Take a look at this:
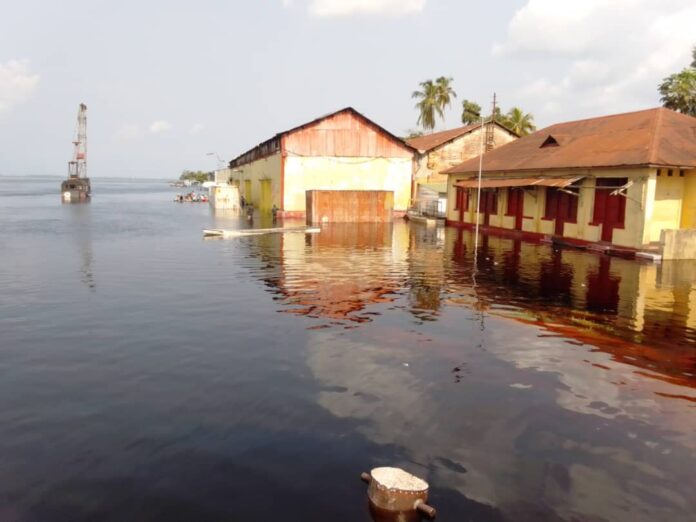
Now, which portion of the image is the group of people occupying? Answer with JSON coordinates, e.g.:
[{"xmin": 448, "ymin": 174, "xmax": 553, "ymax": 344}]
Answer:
[{"xmin": 175, "ymin": 192, "xmax": 208, "ymax": 203}]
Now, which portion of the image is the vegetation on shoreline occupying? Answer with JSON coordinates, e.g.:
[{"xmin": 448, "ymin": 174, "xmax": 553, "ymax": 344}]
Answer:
[{"xmin": 179, "ymin": 170, "xmax": 209, "ymax": 183}]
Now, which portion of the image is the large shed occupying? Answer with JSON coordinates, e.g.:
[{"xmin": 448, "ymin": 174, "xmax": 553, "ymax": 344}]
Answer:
[{"xmin": 228, "ymin": 108, "xmax": 416, "ymax": 219}]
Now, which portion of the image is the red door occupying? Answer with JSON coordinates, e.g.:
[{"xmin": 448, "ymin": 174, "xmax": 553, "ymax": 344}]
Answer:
[
  {"xmin": 455, "ymin": 187, "xmax": 469, "ymax": 223},
  {"xmin": 481, "ymin": 190, "xmax": 497, "ymax": 226},
  {"xmin": 507, "ymin": 188, "xmax": 524, "ymax": 230},
  {"xmin": 545, "ymin": 188, "xmax": 579, "ymax": 236},
  {"xmin": 593, "ymin": 179, "xmax": 627, "ymax": 243}
]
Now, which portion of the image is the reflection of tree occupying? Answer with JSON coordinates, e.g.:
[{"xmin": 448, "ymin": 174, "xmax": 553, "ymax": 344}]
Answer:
[{"xmin": 406, "ymin": 225, "xmax": 445, "ymax": 321}]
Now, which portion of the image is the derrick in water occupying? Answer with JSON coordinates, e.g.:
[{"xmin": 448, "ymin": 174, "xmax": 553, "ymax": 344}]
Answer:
[{"xmin": 61, "ymin": 103, "xmax": 91, "ymax": 202}]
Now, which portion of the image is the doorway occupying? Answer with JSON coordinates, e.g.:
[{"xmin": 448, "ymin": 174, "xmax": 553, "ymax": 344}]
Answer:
[
  {"xmin": 455, "ymin": 187, "xmax": 469, "ymax": 223},
  {"xmin": 545, "ymin": 187, "xmax": 579, "ymax": 236},
  {"xmin": 592, "ymin": 178, "xmax": 627, "ymax": 243},
  {"xmin": 506, "ymin": 188, "xmax": 524, "ymax": 230},
  {"xmin": 480, "ymin": 189, "xmax": 498, "ymax": 226},
  {"xmin": 259, "ymin": 179, "xmax": 272, "ymax": 211}
]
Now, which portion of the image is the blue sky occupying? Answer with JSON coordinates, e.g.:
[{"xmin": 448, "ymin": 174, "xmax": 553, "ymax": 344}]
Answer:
[{"xmin": 1, "ymin": 0, "xmax": 694, "ymax": 178}]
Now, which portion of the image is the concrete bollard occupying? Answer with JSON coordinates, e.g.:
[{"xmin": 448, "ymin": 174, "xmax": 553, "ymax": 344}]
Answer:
[{"xmin": 361, "ymin": 467, "xmax": 437, "ymax": 519}]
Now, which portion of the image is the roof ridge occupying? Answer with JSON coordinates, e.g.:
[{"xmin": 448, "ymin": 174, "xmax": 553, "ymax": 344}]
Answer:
[
  {"xmin": 540, "ymin": 107, "xmax": 663, "ymax": 131},
  {"xmin": 647, "ymin": 107, "xmax": 664, "ymax": 165}
]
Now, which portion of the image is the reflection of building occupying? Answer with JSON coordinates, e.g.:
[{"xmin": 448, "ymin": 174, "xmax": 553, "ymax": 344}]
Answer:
[
  {"xmin": 228, "ymin": 108, "xmax": 415, "ymax": 217},
  {"xmin": 251, "ymin": 223, "xmax": 410, "ymax": 324},
  {"xmin": 445, "ymin": 108, "xmax": 696, "ymax": 256},
  {"xmin": 444, "ymin": 229, "xmax": 696, "ymax": 388},
  {"xmin": 406, "ymin": 122, "xmax": 516, "ymax": 216}
]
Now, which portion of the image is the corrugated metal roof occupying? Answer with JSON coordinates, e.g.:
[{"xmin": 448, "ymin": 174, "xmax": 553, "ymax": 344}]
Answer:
[
  {"xmin": 406, "ymin": 121, "xmax": 515, "ymax": 153},
  {"xmin": 454, "ymin": 176, "xmax": 583, "ymax": 188},
  {"xmin": 445, "ymin": 108, "xmax": 696, "ymax": 175},
  {"xmin": 228, "ymin": 107, "xmax": 416, "ymax": 168}
]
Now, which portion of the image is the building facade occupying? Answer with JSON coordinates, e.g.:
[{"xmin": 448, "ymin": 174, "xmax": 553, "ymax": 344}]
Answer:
[
  {"xmin": 406, "ymin": 122, "xmax": 517, "ymax": 216},
  {"xmin": 228, "ymin": 108, "xmax": 416, "ymax": 218},
  {"xmin": 444, "ymin": 108, "xmax": 696, "ymax": 256}
]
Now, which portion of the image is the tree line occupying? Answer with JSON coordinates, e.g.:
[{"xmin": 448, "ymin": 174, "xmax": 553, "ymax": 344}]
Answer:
[
  {"xmin": 411, "ymin": 77, "xmax": 536, "ymax": 136},
  {"xmin": 179, "ymin": 170, "xmax": 209, "ymax": 183},
  {"xmin": 411, "ymin": 47, "xmax": 696, "ymax": 140}
]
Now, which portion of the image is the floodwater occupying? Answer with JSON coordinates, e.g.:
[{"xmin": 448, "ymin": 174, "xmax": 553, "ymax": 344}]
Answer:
[{"xmin": 0, "ymin": 176, "xmax": 694, "ymax": 522}]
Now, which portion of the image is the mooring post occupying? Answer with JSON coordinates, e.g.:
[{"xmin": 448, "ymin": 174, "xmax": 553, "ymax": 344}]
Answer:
[{"xmin": 361, "ymin": 467, "xmax": 437, "ymax": 519}]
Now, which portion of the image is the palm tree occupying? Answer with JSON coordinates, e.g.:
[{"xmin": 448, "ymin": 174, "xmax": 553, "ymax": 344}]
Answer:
[
  {"xmin": 434, "ymin": 76, "xmax": 457, "ymax": 120},
  {"xmin": 504, "ymin": 107, "xmax": 536, "ymax": 135},
  {"xmin": 659, "ymin": 69, "xmax": 696, "ymax": 116},
  {"xmin": 412, "ymin": 80, "xmax": 439, "ymax": 132}
]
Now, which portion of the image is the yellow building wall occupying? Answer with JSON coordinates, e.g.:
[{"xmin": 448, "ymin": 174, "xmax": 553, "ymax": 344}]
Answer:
[
  {"xmin": 228, "ymin": 152, "xmax": 282, "ymax": 210},
  {"xmin": 446, "ymin": 168, "xmax": 655, "ymax": 248},
  {"xmin": 646, "ymin": 171, "xmax": 684, "ymax": 242},
  {"xmin": 680, "ymin": 169, "xmax": 696, "ymax": 228},
  {"xmin": 283, "ymin": 156, "xmax": 412, "ymax": 212}
]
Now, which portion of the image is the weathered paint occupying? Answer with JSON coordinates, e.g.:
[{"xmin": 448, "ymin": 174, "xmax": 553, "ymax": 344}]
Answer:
[
  {"xmin": 284, "ymin": 156, "xmax": 411, "ymax": 212},
  {"xmin": 306, "ymin": 190, "xmax": 393, "ymax": 223},
  {"xmin": 444, "ymin": 167, "xmax": 692, "ymax": 250},
  {"xmin": 283, "ymin": 111, "xmax": 413, "ymax": 159},
  {"xmin": 227, "ymin": 109, "xmax": 414, "ymax": 215},
  {"xmin": 414, "ymin": 125, "xmax": 516, "ymax": 188},
  {"xmin": 229, "ymin": 152, "xmax": 282, "ymax": 208}
]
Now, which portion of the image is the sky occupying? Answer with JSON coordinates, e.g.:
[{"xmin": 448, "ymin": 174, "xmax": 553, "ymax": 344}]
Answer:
[{"xmin": 0, "ymin": 0, "xmax": 694, "ymax": 178}]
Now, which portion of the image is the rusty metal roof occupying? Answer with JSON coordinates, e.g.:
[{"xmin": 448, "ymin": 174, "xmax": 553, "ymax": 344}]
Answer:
[
  {"xmin": 455, "ymin": 176, "xmax": 583, "ymax": 189},
  {"xmin": 406, "ymin": 121, "xmax": 516, "ymax": 153},
  {"xmin": 228, "ymin": 107, "xmax": 417, "ymax": 167},
  {"xmin": 445, "ymin": 108, "xmax": 696, "ymax": 175}
]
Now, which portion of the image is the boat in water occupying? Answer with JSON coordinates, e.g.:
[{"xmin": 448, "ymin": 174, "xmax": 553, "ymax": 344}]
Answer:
[{"xmin": 61, "ymin": 103, "xmax": 91, "ymax": 202}]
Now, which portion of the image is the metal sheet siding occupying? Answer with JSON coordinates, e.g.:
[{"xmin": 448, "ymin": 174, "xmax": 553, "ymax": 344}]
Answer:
[
  {"xmin": 284, "ymin": 112, "xmax": 412, "ymax": 158},
  {"xmin": 306, "ymin": 190, "xmax": 394, "ymax": 223}
]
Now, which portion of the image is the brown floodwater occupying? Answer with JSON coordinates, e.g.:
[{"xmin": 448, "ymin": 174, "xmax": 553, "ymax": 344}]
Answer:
[{"xmin": 0, "ymin": 177, "xmax": 694, "ymax": 521}]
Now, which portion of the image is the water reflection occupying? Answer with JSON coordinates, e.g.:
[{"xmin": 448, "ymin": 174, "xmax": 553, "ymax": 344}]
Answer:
[
  {"xmin": 244, "ymin": 222, "xmax": 696, "ymax": 391},
  {"xmin": 66, "ymin": 204, "xmax": 96, "ymax": 291},
  {"xmin": 232, "ymin": 222, "xmax": 696, "ymax": 520},
  {"xmin": 249, "ymin": 223, "xmax": 410, "ymax": 324},
  {"xmin": 444, "ymin": 229, "xmax": 696, "ymax": 390}
]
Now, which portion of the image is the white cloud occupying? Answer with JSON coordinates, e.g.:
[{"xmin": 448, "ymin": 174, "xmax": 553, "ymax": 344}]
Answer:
[
  {"xmin": 115, "ymin": 124, "xmax": 144, "ymax": 141},
  {"xmin": 281, "ymin": 0, "xmax": 293, "ymax": 7},
  {"xmin": 309, "ymin": 0, "xmax": 426, "ymax": 17},
  {"xmin": 0, "ymin": 59, "xmax": 40, "ymax": 113},
  {"xmin": 149, "ymin": 120, "xmax": 171, "ymax": 133},
  {"xmin": 494, "ymin": 0, "xmax": 696, "ymax": 123},
  {"xmin": 189, "ymin": 123, "xmax": 204, "ymax": 135}
]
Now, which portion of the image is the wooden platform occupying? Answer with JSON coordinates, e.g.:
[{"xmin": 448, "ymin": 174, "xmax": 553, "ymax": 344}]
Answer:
[{"xmin": 203, "ymin": 226, "xmax": 320, "ymax": 238}]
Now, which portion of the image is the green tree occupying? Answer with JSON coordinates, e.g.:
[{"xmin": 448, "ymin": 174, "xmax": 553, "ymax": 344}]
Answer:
[
  {"xmin": 179, "ymin": 170, "xmax": 209, "ymax": 183},
  {"xmin": 435, "ymin": 76, "xmax": 457, "ymax": 117},
  {"xmin": 413, "ymin": 77, "xmax": 457, "ymax": 132},
  {"xmin": 659, "ymin": 69, "xmax": 696, "ymax": 116},
  {"xmin": 658, "ymin": 46, "xmax": 696, "ymax": 116},
  {"xmin": 412, "ymin": 80, "xmax": 439, "ymax": 132},
  {"xmin": 461, "ymin": 99, "xmax": 482, "ymax": 124},
  {"xmin": 504, "ymin": 107, "xmax": 536, "ymax": 135}
]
